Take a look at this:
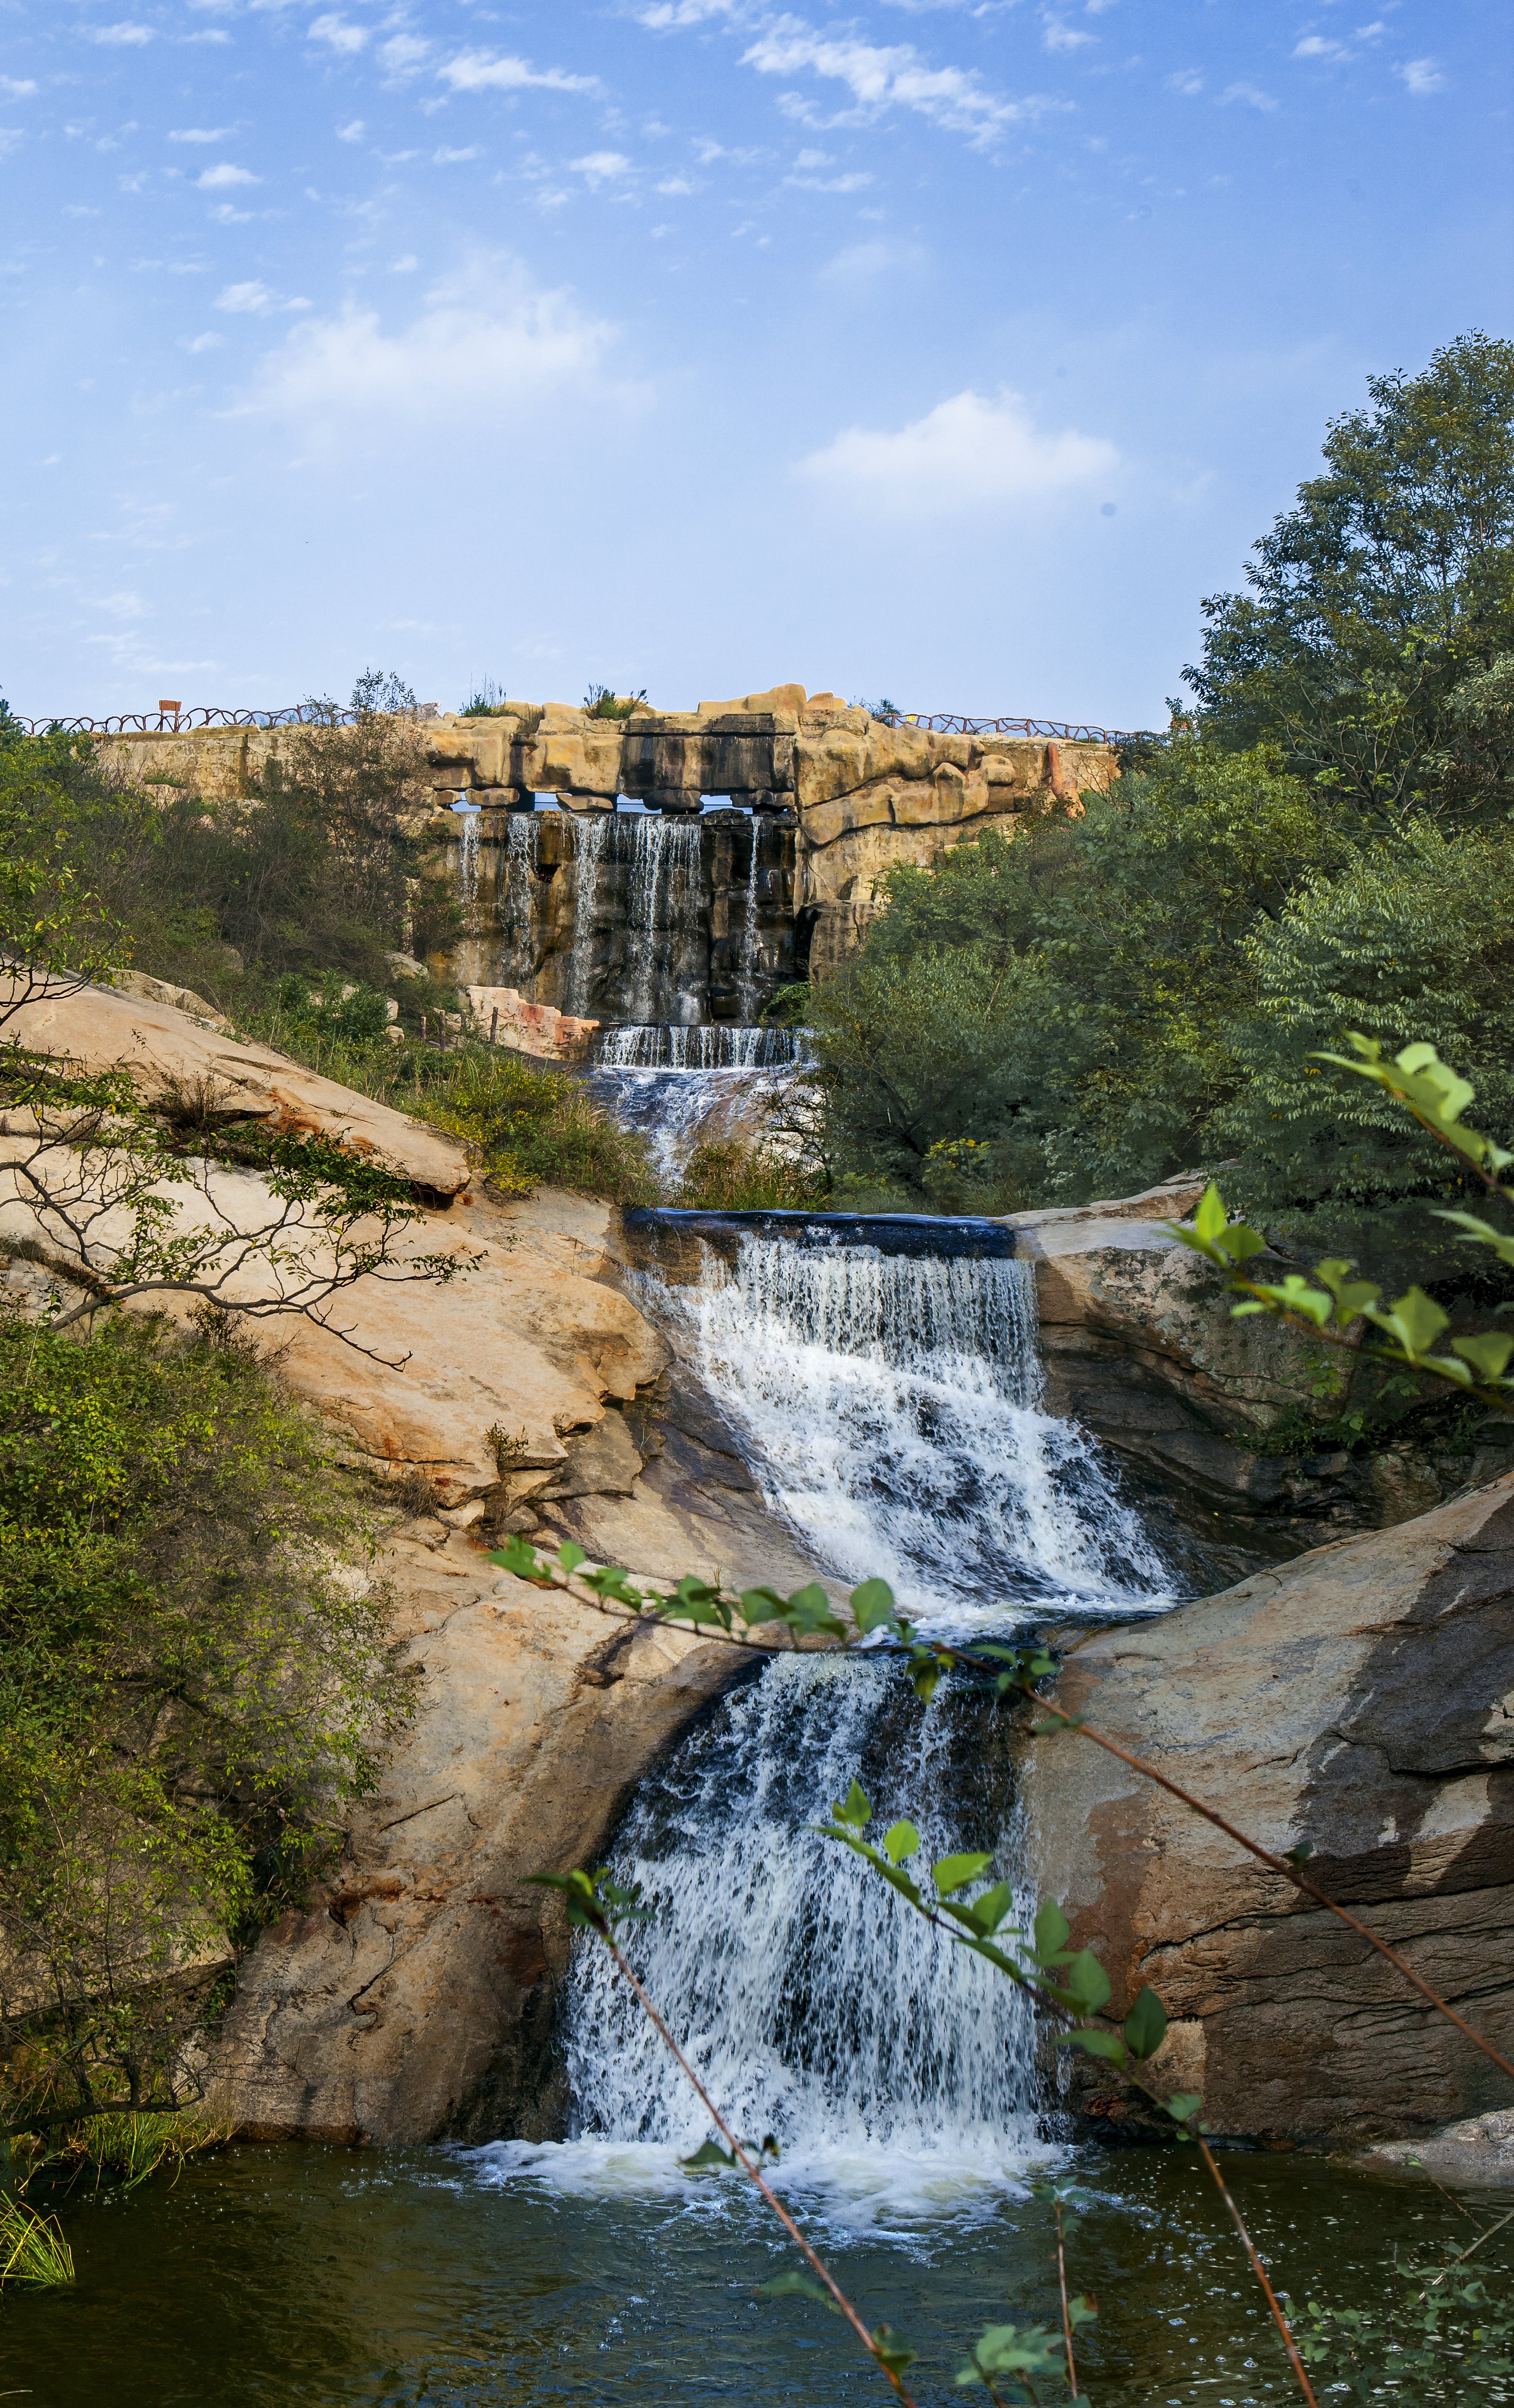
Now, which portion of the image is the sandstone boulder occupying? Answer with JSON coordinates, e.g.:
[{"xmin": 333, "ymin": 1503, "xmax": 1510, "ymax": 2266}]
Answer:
[{"xmin": 1018, "ymin": 1474, "xmax": 1514, "ymax": 2145}]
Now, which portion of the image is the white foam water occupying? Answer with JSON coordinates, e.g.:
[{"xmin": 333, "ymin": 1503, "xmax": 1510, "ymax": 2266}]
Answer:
[
  {"xmin": 564, "ymin": 811, "xmax": 608, "ymax": 1016},
  {"xmin": 626, "ymin": 816, "xmax": 704, "ymax": 1024},
  {"xmin": 597, "ymin": 1025, "xmax": 802, "ymax": 1070},
  {"xmin": 627, "ymin": 1235, "xmax": 1173, "ymax": 1636},
  {"xmin": 473, "ymin": 1653, "xmax": 1059, "ymax": 2229}
]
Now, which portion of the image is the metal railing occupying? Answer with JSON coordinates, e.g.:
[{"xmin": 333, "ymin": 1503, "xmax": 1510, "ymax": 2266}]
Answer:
[{"xmin": 9, "ymin": 704, "xmax": 1146, "ymax": 743}]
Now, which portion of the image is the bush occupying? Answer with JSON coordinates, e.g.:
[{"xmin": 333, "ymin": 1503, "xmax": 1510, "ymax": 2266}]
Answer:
[
  {"xmin": 674, "ymin": 1138, "xmax": 825, "ymax": 1212},
  {"xmin": 0, "ymin": 1308, "xmax": 403, "ymax": 2127},
  {"xmin": 406, "ymin": 1046, "xmax": 659, "ymax": 1205}
]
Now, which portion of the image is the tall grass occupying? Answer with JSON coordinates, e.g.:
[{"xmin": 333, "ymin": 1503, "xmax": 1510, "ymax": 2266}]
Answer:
[{"xmin": 0, "ymin": 2197, "xmax": 74, "ymax": 2287}]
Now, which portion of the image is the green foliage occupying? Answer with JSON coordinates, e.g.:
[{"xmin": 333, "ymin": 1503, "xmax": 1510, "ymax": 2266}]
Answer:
[
  {"xmin": 0, "ymin": 1309, "xmax": 403, "ymax": 2128},
  {"xmin": 408, "ymin": 1046, "xmax": 659, "ymax": 1204},
  {"xmin": 0, "ymin": 2195, "xmax": 73, "ymax": 2286},
  {"xmin": 582, "ymin": 685, "xmax": 647, "ymax": 721},
  {"xmin": 673, "ymin": 1137, "xmax": 825, "ymax": 1212},
  {"xmin": 1299, "ymin": 2258, "xmax": 1514, "ymax": 2399},
  {"xmin": 1187, "ymin": 331, "xmax": 1514, "ymax": 820}
]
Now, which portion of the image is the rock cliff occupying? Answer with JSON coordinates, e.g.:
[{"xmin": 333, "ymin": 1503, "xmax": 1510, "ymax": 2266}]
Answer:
[
  {"xmin": 93, "ymin": 687, "xmax": 1120, "ymax": 1007},
  {"xmin": 1020, "ymin": 1475, "xmax": 1514, "ymax": 2146}
]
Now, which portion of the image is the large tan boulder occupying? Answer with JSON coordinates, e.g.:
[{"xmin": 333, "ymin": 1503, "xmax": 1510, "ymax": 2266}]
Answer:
[
  {"xmin": 1019, "ymin": 1474, "xmax": 1514, "ymax": 2144},
  {"xmin": 2, "ymin": 977, "xmax": 469, "ymax": 1195}
]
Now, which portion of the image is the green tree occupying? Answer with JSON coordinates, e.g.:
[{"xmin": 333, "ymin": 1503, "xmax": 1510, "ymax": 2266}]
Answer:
[{"xmin": 1187, "ymin": 331, "xmax": 1514, "ymax": 819}]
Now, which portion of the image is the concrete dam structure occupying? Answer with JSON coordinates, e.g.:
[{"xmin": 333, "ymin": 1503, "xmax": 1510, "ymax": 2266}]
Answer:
[{"xmin": 98, "ymin": 682, "xmax": 1122, "ymax": 1024}]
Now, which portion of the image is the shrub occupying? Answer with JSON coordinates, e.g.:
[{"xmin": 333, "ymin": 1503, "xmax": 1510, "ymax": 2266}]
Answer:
[{"xmin": 408, "ymin": 1046, "xmax": 659, "ymax": 1205}]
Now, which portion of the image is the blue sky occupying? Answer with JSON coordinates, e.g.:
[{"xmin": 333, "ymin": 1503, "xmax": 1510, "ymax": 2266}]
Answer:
[{"xmin": 2, "ymin": 1, "xmax": 1509, "ymax": 726}]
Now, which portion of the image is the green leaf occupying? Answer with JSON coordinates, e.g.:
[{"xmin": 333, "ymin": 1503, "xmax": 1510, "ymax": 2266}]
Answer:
[
  {"xmin": 1192, "ymin": 1181, "xmax": 1228, "ymax": 1247},
  {"xmin": 557, "ymin": 1540, "xmax": 587, "ymax": 1573},
  {"xmin": 1033, "ymin": 1899, "xmax": 1071, "ymax": 1962},
  {"xmin": 737, "ymin": 1585, "xmax": 788, "ymax": 1626},
  {"xmin": 1122, "ymin": 1983, "xmax": 1168, "ymax": 2061},
  {"xmin": 849, "ymin": 1576, "xmax": 897, "ymax": 1632},
  {"xmin": 833, "ymin": 1780, "xmax": 871, "ymax": 1830},
  {"xmin": 1434, "ymin": 1208, "xmax": 1514, "ymax": 1271},
  {"xmin": 1056, "ymin": 2026, "xmax": 1129, "ymax": 2065},
  {"xmin": 1366, "ymin": 1285, "xmax": 1451, "ymax": 1359},
  {"xmin": 1452, "ymin": 1332, "xmax": 1514, "ymax": 1381},
  {"xmin": 486, "ymin": 1534, "xmax": 550, "ymax": 1580},
  {"xmin": 932, "ymin": 1850, "xmax": 994, "ymax": 1898},
  {"xmin": 958, "ymin": 2322, "xmax": 1061, "ymax": 2386},
  {"xmin": 757, "ymin": 2272, "xmax": 833, "ymax": 2309},
  {"xmin": 958, "ymin": 1879, "xmax": 1016, "ymax": 1938},
  {"xmin": 882, "ymin": 1819, "xmax": 920, "ymax": 1865},
  {"xmin": 1164, "ymin": 2092, "xmax": 1203, "ymax": 2125},
  {"xmin": 1060, "ymin": 1948, "xmax": 1112, "ymax": 2016},
  {"xmin": 680, "ymin": 2137, "xmax": 736, "ymax": 2171},
  {"xmin": 910, "ymin": 1656, "xmax": 944, "ymax": 1706},
  {"xmin": 870, "ymin": 2326, "xmax": 917, "ymax": 2378},
  {"xmin": 1313, "ymin": 1258, "xmax": 1383, "ymax": 1324},
  {"xmin": 1067, "ymin": 2295, "xmax": 1098, "ymax": 2329}
]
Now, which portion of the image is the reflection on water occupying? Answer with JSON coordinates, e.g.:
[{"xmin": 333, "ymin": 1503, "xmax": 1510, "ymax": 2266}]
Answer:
[{"xmin": 2, "ymin": 2141, "xmax": 1501, "ymax": 2407}]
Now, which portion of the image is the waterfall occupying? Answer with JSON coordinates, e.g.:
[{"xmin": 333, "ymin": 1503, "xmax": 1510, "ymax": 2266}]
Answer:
[
  {"xmin": 626, "ymin": 1235, "xmax": 1171, "ymax": 1635},
  {"xmin": 565, "ymin": 811, "xmax": 608, "ymax": 1017},
  {"xmin": 626, "ymin": 814, "xmax": 704, "ymax": 1023},
  {"xmin": 736, "ymin": 821, "xmax": 762, "ymax": 1023},
  {"xmin": 475, "ymin": 1223, "xmax": 1172, "ymax": 2225},
  {"xmin": 499, "ymin": 812, "xmax": 536, "ymax": 985},
  {"xmin": 596, "ymin": 1024, "xmax": 801, "ymax": 1069},
  {"xmin": 456, "ymin": 809, "xmax": 480, "ymax": 910}
]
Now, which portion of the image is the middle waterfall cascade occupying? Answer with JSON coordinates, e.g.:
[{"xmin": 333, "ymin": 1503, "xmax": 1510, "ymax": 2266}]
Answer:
[
  {"xmin": 627, "ymin": 1235, "xmax": 1172, "ymax": 1634},
  {"xmin": 588, "ymin": 1022, "xmax": 806, "ymax": 1181},
  {"xmin": 456, "ymin": 808, "xmax": 480, "ymax": 910},
  {"xmin": 627, "ymin": 814, "xmax": 704, "ymax": 1024},
  {"xmin": 499, "ymin": 813, "xmax": 537, "ymax": 985},
  {"xmin": 564, "ymin": 811, "xmax": 608, "ymax": 1018}
]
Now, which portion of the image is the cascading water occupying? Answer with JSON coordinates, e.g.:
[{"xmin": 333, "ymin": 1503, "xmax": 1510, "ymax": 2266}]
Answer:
[
  {"xmin": 564, "ymin": 811, "xmax": 608, "ymax": 1016},
  {"xmin": 627, "ymin": 1235, "xmax": 1171, "ymax": 1634},
  {"xmin": 498, "ymin": 812, "xmax": 537, "ymax": 985},
  {"xmin": 456, "ymin": 808, "xmax": 480, "ymax": 910},
  {"xmin": 626, "ymin": 814, "xmax": 704, "ymax": 1023},
  {"xmin": 588, "ymin": 1023, "xmax": 805, "ymax": 1181},
  {"xmin": 478, "ymin": 1223, "xmax": 1174, "ymax": 2224},
  {"xmin": 736, "ymin": 824, "xmax": 762, "ymax": 1023}
]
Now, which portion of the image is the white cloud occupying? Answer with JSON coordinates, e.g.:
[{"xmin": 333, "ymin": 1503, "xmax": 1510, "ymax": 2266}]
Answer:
[
  {"xmin": 197, "ymin": 162, "xmax": 260, "ymax": 187},
  {"xmin": 92, "ymin": 22, "xmax": 154, "ymax": 43},
  {"xmin": 433, "ymin": 144, "xmax": 481, "ymax": 163},
  {"xmin": 655, "ymin": 174, "xmax": 693, "ymax": 193},
  {"xmin": 0, "ymin": 78, "xmax": 38, "ymax": 97},
  {"xmin": 380, "ymin": 34, "xmax": 428, "ymax": 73},
  {"xmin": 216, "ymin": 280, "xmax": 278, "ymax": 311},
  {"xmin": 170, "ymin": 126, "xmax": 234, "ymax": 142},
  {"xmin": 180, "ymin": 331, "xmax": 226, "ymax": 351},
  {"xmin": 1293, "ymin": 35, "xmax": 1348, "ymax": 62},
  {"xmin": 786, "ymin": 166, "xmax": 872, "ymax": 189},
  {"xmin": 234, "ymin": 260, "xmax": 619, "ymax": 435},
  {"xmin": 309, "ymin": 14, "xmax": 368, "ymax": 54},
  {"xmin": 336, "ymin": 119, "xmax": 365, "ymax": 141},
  {"xmin": 797, "ymin": 388, "xmax": 1118, "ymax": 511},
  {"xmin": 210, "ymin": 201, "xmax": 254, "ymax": 223},
  {"xmin": 1356, "ymin": 20, "xmax": 1386, "ymax": 36},
  {"xmin": 65, "ymin": 204, "xmax": 103, "ymax": 217},
  {"xmin": 1219, "ymin": 81, "xmax": 1278, "ymax": 110},
  {"xmin": 391, "ymin": 253, "xmax": 418, "ymax": 271},
  {"xmin": 437, "ymin": 50, "xmax": 600, "ymax": 96},
  {"xmin": 637, "ymin": 0, "xmax": 737, "ymax": 23},
  {"xmin": 571, "ymin": 150, "xmax": 631, "ymax": 187},
  {"xmin": 1398, "ymin": 57, "xmax": 1445, "ymax": 96},
  {"xmin": 1165, "ymin": 68, "xmax": 1203, "ymax": 95},
  {"xmin": 741, "ymin": 20, "xmax": 1056, "ymax": 147},
  {"xmin": 817, "ymin": 237, "xmax": 927, "ymax": 288},
  {"xmin": 1042, "ymin": 18, "xmax": 1094, "ymax": 53}
]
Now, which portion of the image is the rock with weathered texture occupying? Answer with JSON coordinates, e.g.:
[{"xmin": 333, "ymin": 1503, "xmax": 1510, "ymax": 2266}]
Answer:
[
  {"xmin": 1018, "ymin": 1474, "xmax": 1514, "ymax": 2145},
  {"xmin": 463, "ymin": 985, "xmax": 598, "ymax": 1060},
  {"xmin": 2, "ymin": 976, "xmax": 469, "ymax": 1195},
  {"xmin": 1010, "ymin": 1180, "xmax": 1514, "ymax": 1573}
]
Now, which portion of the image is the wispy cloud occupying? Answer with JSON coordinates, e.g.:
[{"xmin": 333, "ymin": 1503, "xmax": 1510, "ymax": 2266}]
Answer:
[
  {"xmin": 437, "ymin": 50, "xmax": 600, "ymax": 96},
  {"xmin": 1219, "ymin": 81, "xmax": 1278, "ymax": 111},
  {"xmin": 798, "ymin": 388, "xmax": 1118, "ymax": 510},
  {"xmin": 380, "ymin": 34, "xmax": 429, "ymax": 74},
  {"xmin": 1165, "ymin": 68, "xmax": 1203, "ymax": 96},
  {"xmin": 0, "ymin": 77, "xmax": 38, "ymax": 98},
  {"xmin": 1042, "ymin": 18, "xmax": 1094, "ymax": 53},
  {"xmin": 433, "ymin": 145, "xmax": 481, "ymax": 164},
  {"xmin": 1397, "ymin": 57, "xmax": 1445, "ymax": 96},
  {"xmin": 215, "ymin": 279, "xmax": 309, "ymax": 313},
  {"xmin": 571, "ymin": 150, "xmax": 631, "ymax": 187},
  {"xmin": 197, "ymin": 162, "xmax": 259, "ymax": 188},
  {"xmin": 636, "ymin": 0, "xmax": 738, "ymax": 23},
  {"xmin": 741, "ymin": 20, "xmax": 1057, "ymax": 148},
  {"xmin": 235, "ymin": 259, "xmax": 620, "ymax": 435},
  {"xmin": 817, "ymin": 236, "xmax": 928, "ymax": 288},
  {"xmin": 1293, "ymin": 35, "xmax": 1349, "ymax": 63},
  {"xmin": 170, "ymin": 126, "xmax": 234, "ymax": 143},
  {"xmin": 180, "ymin": 331, "xmax": 225, "ymax": 352},
  {"xmin": 92, "ymin": 21, "xmax": 154, "ymax": 44},
  {"xmin": 309, "ymin": 14, "xmax": 367, "ymax": 54},
  {"xmin": 336, "ymin": 119, "xmax": 365, "ymax": 142}
]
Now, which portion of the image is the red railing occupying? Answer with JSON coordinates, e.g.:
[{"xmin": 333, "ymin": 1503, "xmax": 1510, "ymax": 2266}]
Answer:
[{"xmin": 10, "ymin": 705, "xmax": 1146, "ymax": 743}]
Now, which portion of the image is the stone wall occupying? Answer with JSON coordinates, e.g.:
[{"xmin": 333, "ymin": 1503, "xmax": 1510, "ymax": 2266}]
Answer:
[{"xmin": 92, "ymin": 684, "xmax": 1120, "ymax": 1004}]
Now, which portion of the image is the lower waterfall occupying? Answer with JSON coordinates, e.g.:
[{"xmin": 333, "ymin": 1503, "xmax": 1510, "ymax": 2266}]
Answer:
[{"xmin": 476, "ymin": 1218, "xmax": 1173, "ymax": 2225}]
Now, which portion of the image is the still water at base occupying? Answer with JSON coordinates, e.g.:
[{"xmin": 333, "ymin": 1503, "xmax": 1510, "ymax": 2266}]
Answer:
[{"xmin": 4, "ymin": 2139, "xmax": 1501, "ymax": 2406}]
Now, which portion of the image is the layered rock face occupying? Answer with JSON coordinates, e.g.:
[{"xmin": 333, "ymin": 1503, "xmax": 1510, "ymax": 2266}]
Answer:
[
  {"xmin": 1021, "ymin": 1475, "xmax": 1514, "ymax": 2146},
  {"xmin": 94, "ymin": 686, "xmax": 1121, "ymax": 996}
]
